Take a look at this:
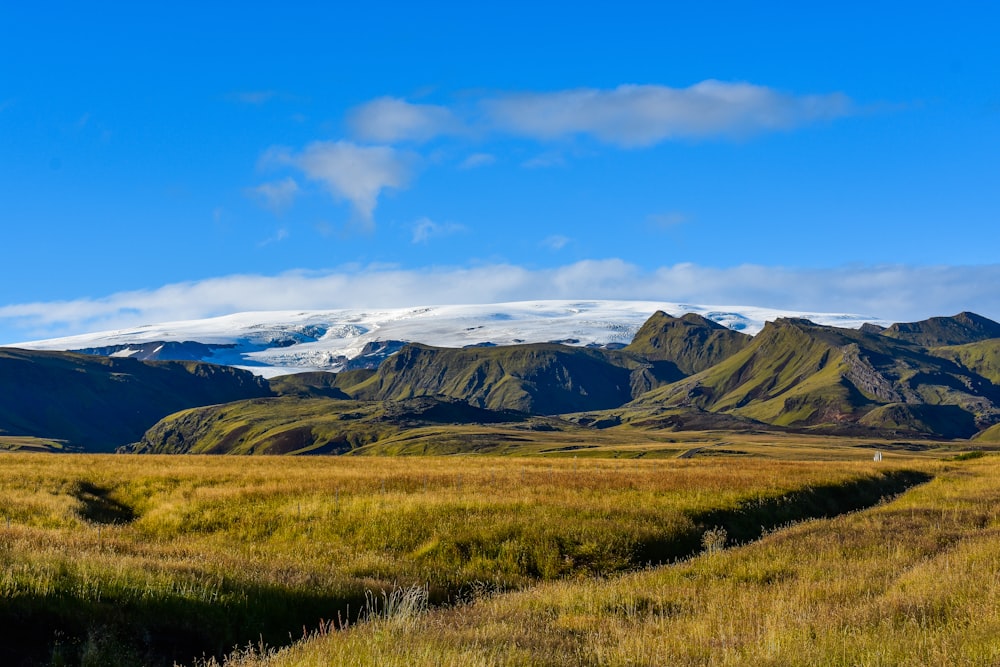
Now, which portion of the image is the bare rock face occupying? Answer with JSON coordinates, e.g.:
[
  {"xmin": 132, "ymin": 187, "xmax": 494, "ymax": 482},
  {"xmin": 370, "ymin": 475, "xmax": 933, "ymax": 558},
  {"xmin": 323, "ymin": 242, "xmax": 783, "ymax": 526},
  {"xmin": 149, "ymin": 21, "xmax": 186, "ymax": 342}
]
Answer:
[
  {"xmin": 840, "ymin": 343, "xmax": 909, "ymax": 403},
  {"xmin": 343, "ymin": 340, "xmax": 407, "ymax": 370}
]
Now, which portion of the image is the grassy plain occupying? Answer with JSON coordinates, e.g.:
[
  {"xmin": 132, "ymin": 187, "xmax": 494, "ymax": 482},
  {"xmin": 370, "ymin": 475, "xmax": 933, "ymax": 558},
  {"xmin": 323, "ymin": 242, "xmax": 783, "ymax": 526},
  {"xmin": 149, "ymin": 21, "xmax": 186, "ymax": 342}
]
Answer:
[
  {"xmin": 219, "ymin": 455, "xmax": 1000, "ymax": 667},
  {"xmin": 0, "ymin": 448, "xmax": 938, "ymax": 665}
]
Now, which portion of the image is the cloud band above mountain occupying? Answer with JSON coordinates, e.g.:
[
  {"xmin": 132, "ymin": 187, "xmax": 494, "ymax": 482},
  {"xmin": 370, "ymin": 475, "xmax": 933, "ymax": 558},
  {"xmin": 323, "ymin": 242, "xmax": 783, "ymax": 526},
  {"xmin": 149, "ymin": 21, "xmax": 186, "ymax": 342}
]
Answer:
[
  {"xmin": 348, "ymin": 82, "xmax": 853, "ymax": 147},
  {"xmin": 262, "ymin": 81, "xmax": 855, "ymax": 220},
  {"xmin": 3, "ymin": 262, "xmax": 998, "ymax": 343}
]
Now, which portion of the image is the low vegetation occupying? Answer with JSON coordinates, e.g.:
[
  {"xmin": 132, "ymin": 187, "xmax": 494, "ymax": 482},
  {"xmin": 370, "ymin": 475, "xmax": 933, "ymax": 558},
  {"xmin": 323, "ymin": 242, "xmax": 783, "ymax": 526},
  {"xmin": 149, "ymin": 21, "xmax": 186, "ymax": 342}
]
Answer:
[
  {"xmin": 0, "ymin": 452, "xmax": 931, "ymax": 665},
  {"xmin": 214, "ymin": 455, "xmax": 1000, "ymax": 667}
]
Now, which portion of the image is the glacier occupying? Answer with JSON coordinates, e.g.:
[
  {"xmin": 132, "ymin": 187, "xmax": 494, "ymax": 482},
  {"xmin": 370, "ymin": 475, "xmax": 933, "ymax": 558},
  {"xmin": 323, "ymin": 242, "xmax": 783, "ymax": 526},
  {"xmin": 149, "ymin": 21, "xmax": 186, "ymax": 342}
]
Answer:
[{"xmin": 11, "ymin": 300, "xmax": 887, "ymax": 378}]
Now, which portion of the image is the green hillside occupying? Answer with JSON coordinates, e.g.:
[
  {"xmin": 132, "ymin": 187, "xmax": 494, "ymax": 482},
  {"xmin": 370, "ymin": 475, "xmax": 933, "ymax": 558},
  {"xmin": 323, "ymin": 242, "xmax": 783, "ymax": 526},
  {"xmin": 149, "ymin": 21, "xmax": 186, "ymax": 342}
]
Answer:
[
  {"xmin": 268, "ymin": 371, "xmax": 355, "ymax": 399},
  {"xmin": 857, "ymin": 403, "xmax": 978, "ymax": 439},
  {"xmin": 0, "ymin": 348, "xmax": 270, "ymax": 451},
  {"xmin": 134, "ymin": 396, "xmax": 534, "ymax": 455},
  {"xmin": 624, "ymin": 311, "xmax": 751, "ymax": 374},
  {"xmin": 929, "ymin": 338, "xmax": 1000, "ymax": 384},
  {"xmin": 972, "ymin": 422, "xmax": 1000, "ymax": 442},
  {"xmin": 630, "ymin": 318, "xmax": 1000, "ymax": 437}
]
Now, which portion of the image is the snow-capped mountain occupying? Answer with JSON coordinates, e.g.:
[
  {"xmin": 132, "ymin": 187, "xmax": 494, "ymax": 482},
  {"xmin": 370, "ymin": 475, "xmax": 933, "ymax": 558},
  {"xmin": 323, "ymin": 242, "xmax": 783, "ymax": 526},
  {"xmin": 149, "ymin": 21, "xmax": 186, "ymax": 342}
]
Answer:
[{"xmin": 12, "ymin": 300, "xmax": 887, "ymax": 378}]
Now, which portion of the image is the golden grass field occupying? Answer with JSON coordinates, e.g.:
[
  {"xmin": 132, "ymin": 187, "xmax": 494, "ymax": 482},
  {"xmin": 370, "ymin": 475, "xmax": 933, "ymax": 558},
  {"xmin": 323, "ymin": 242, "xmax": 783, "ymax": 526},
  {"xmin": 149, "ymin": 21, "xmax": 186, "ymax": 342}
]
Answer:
[
  {"xmin": 0, "ymin": 439, "xmax": 993, "ymax": 666},
  {"xmin": 218, "ymin": 455, "xmax": 1000, "ymax": 667}
]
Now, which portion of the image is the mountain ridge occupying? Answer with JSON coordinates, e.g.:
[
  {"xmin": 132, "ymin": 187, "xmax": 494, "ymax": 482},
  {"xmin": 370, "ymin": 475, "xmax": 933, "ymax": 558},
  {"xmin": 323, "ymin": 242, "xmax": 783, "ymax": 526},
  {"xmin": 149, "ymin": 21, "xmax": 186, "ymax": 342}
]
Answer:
[
  {"xmin": 10, "ymin": 300, "xmax": 888, "ymax": 377},
  {"xmin": 6, "ymin": 309, "xmax": 1000, "ymax": 454}
]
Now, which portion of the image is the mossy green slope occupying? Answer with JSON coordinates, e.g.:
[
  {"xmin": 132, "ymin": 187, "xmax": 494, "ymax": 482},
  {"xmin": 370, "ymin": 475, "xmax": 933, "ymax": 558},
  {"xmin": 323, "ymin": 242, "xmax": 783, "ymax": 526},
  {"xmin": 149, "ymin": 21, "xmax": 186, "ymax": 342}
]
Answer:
[
  {"xmin": 929, "ymin": 338, "xmax": 1000, "ymax": 385},
  {"xmin": 631, "ymin": 318, "xmax": 1000, "ymax": 436},
  {"xmin": 0, "ymin": 347, "xmax": 270, "ymax": 451},
  {"xmin": 624, "ymin": 311, "xmax": 751, "ymax": 375},
  {"xmin": 858, "ymin": 403, "xmax": 979, "ymax": 439},
  {"xmin": 134, "ymin": 396, "xmax": 532, "ymax": 454},
  {"xmin": 343, "ymin": 342, "xmax": 682, "ymax": 415},
  {"xmin": 972, "ymin": 422, "xmax": 1000, "ymax": 442},
  {"xmin": 881, "ymin": 311, "xmax": 1000, "ymax": 347},
  {"xmin": 268, "ymin": 370, "xmax": 359, "ymax": 399}
]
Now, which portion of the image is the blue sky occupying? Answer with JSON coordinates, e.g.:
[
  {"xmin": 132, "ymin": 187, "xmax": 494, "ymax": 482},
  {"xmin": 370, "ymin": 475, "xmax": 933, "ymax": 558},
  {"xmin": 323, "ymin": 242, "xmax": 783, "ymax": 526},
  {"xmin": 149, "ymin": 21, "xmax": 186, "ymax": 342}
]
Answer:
[{"xmin": 2, "ymin": 2, "xmax": 999, "ymax": 342}]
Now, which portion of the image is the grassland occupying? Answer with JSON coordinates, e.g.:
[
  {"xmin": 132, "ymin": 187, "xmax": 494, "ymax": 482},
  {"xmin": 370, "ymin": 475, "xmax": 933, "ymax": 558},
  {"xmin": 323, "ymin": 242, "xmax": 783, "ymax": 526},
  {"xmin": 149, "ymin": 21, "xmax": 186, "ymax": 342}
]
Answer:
[
  {"xmin": 214, "ymin": 454, "xmax": 1000, "ymax": 667},
  {"xmin": 0, "ymin": 449, "xmax": 937, "ymax": 666},
  {"xmin": 0, "ymin": 436, "xmax": 73, "ymax": 452}
]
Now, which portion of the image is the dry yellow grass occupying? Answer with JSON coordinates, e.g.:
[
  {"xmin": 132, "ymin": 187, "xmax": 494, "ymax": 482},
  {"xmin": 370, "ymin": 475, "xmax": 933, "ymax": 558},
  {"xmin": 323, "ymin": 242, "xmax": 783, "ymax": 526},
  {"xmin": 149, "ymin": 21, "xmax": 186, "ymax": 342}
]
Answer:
[
  {"xmin": 0, "ymin": 451, "xmax": 925, "ymax": 665},
  {"xmin": 220, "ymin": 457, "xmax": 1000, "ymax": 667}
]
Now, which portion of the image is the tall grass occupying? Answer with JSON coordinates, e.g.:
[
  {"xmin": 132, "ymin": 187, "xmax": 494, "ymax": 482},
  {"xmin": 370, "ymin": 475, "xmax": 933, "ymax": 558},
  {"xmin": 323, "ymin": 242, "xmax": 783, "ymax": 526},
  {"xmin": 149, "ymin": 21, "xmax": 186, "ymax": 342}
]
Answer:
[
  {"xmin": 224, "ymin": 456, "xmax": 1000, "ymax": 666},
  {"xmin": 0, "ymin": 453, "xmax": 921, "ymax": 665}
]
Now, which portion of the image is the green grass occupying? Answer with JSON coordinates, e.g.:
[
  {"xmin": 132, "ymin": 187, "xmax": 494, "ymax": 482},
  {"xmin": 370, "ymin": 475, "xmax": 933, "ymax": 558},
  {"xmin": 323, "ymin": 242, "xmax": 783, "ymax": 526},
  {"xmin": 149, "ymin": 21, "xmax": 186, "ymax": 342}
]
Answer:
[
  {"xmin": 931, "ymin": 338, "xmax": 1000, "ymax": 384},
  {"xmin": 973, "ymin": 423, "xmax": 1000, "ymax": 442},
  {"xmin": 0, "ymin": 436, "xmax": 73, "ymax": 452}
]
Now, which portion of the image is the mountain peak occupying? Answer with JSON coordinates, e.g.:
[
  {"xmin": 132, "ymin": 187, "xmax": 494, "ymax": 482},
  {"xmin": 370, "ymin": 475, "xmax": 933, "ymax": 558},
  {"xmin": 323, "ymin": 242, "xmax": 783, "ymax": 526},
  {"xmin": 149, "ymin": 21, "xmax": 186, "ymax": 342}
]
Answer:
[
  {"xmin": 882, "ymin": 312, "xmax": 1000, "ymax": 347},
  {"xmin": 625, "ymin": 311, "xmax": 751, "ymax": 375}
]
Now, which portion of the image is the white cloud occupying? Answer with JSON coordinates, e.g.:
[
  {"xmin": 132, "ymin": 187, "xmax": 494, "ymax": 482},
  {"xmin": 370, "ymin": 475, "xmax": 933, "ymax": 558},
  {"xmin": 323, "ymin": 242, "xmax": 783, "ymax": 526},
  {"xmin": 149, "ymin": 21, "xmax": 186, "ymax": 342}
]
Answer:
[
  {"xmin": 4, "ymin": 262, "xmax": 1000, "ymax": 342},
  {"xmin": 248, "ymin": 177, "xmax": 300, "ymax": 213},
  {"xmin": 460, "ymin": 152, "xmax": 496, "ymax": 169},
  {"xmin": 647, "ymin": 212, "xmax": 688, "ymax": 229},
  {"xmin": 337, "ymin": 81, "xmax": 853, "ymax": 152},
  {"xmin": 482, "ymin": 82, "xmax": 852, "ymax": 147},
  {"xmin": 228, "ymin": 90, "xmax": 277, "ymax": 105},
  {"xmin": 542, "ymin": 235, "xmax": 571, "ymax": 250},
  {"xmin": 257, "ymin": 227, "xmax": 289, "ymax": 247},
  {"xmin": 348, "ymin": 97, "xmax": 459, "ymax": 143},
  {"xmin": 412, "ymin": 217, "xmax": 465, "ymax": 243},
  {"xmin": 265, "ymin": 141, "xmax": 415, "ymax": 221},
  {"xmin": 250, "ymin": 82, "xmax": 853, "ymax": 223},
  {"xmin": 522, "ymin": 151, "xmax": 566, "ymax": 169}
]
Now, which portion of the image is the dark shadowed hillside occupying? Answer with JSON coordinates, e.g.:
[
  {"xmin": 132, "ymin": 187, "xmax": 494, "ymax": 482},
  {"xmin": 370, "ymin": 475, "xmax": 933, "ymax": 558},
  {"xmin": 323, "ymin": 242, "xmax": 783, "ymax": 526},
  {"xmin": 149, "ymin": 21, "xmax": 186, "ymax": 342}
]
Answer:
[
  {"xmin": 0, "ymin": 348, "xmax": 270, "ymax": 451},
  {"xmin": 341, "ymin": 343, "xmax": 656, "ymax": 414}
]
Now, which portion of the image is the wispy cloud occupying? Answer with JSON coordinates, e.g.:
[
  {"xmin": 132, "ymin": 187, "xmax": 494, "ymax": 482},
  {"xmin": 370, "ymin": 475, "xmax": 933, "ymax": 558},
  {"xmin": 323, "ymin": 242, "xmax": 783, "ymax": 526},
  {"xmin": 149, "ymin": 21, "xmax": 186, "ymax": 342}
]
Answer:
[
  {"xmin": 257, "ymin": 227, "xmax": 290, "ymax": 247},
  {"xmin": 344, "ymin": 82, "xmax": 852, "ymax": 148},
  {"xmin": 522, "ymin": 151, "xmax": 566, "ymax": 169},
  {"xmin": 228, "ymin": 90, "xmax": 277, "ymax": 105},
  {"xmin": 4, "ymin": 262, "xmax": 999, "ymax": 342},
  {"xmin": 348, "ymin": 97, "xmax": 460, "ymax": 143},
  {"xmin": 481, "ymin": 82, "xmax": 852, "ymax": 147},
  {"xmin": 541, "ymin": 235, "xmax": 571, "ymax": 250},
  {"xmin": 253, "ymin": 82, "xmax": 855, "ymax": 225},
  {"xmin": 412, "ymin": 217, "xmax": 465, "ymax": 243},
  {"xmin": 248, "ymin": 177, "xmax": 300, "ymax": 213},
  {"xmin": 263, "ymin": 141, "xmax": 415, "ymax": 222},
  {"xmin": 647, "ymin": 212, "xmax": 688, "ymax": 229},
  {"xmin": 460, "ymin": 152, "xmax": 496, "ymax": 169}
]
